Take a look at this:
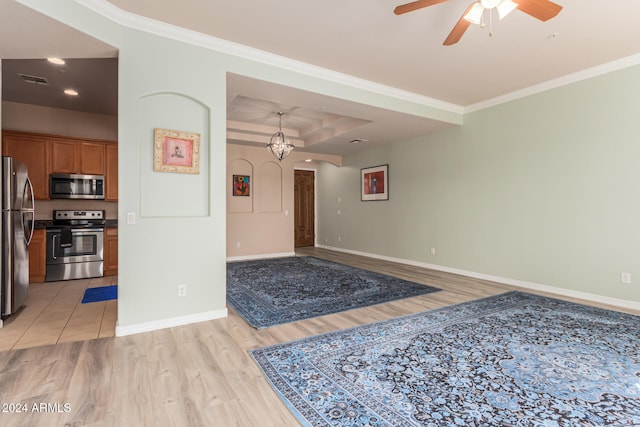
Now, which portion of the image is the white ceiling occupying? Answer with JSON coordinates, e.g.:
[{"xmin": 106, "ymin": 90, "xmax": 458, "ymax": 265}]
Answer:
[
  {"xmin": 107, "ymin": 0, "xmax": 640, "ymax": 105},
  {"xmin": 3, "ymin": 0, "xmax": 640, "ymax": 155}
]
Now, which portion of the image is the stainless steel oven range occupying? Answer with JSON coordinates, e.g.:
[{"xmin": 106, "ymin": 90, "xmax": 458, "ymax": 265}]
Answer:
[{"xmin": 46, "ymin": 210, "xmax": 105, "ymax": 282}]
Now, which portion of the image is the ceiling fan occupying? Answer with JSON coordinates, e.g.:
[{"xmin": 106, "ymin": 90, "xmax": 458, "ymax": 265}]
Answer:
[{"xmin": 394, "ymin": 0, "xmax": 563, "ymax": 46}]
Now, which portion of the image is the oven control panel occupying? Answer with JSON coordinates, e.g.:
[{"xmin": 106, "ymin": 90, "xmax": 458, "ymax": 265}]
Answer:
[{"xmin": 54, "ymin": 210, "xmax": 104, "ymax": 220}]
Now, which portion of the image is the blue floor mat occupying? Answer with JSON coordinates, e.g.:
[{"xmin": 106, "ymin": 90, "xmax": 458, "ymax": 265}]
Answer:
[{"xmin": 81, "ymin": 285, "xmax": 117, "ymax": 303}]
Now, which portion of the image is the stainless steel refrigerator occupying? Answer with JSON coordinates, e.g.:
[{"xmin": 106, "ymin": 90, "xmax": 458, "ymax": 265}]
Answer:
[{"xmin": 1, "ymin": 156, "xmax": 34, "ymax": 319}]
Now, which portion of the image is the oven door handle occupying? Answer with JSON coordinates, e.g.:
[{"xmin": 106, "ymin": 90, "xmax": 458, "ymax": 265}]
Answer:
[{"xmin": 52, "ymin": 234, "xmax": 58, "ymax": 260}]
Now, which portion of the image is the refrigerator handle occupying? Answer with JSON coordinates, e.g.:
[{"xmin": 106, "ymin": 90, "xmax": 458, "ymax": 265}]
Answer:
[
  {"xmin": 23, "ymin": 177, "xmax": 36, "ymax": 246},
  {"xmin": 23, "ymin": 176, "xmax": 35, "ymax": 210},
  {"xmin": 25, "ymin": 211, "xmax": 35, "ymax": 246},
  {"xmin": 21, "ymin": 209, "xmax": 35, "ymax": 246}
]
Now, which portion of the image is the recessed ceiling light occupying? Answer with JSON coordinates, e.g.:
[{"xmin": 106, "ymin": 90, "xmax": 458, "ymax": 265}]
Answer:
[
  {"xmin": 304, "ymin": 159, "xmax": 313, "ymax": 163},
  {"xmin": 350, "ymin": 139, "xmax": 368, "ymax": 144},
  {"xmin": 64, "ymin": 89, "xmax": 79, "ymax": 96},
  {"xmin": 47, "ymin": 57, "xmax": 65, "ymax": 65}
]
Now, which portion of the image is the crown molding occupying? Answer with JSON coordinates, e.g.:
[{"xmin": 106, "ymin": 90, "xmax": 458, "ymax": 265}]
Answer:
[
  {"xmin": 465, "ymin": 53, "xmax": 640, "ymax": 113},
  {"xmin": 77, "ymin": 1, "xmax": 640, "ymax": 117},
  {"xmin": 78, "ymin": 0, "xmax": 464, "ymax": 115}
]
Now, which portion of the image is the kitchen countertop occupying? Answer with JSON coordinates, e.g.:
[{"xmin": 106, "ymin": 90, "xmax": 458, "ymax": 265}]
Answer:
[{"xmin": 34, "ymin": 220, "xmax": 52, "ymax": 230}]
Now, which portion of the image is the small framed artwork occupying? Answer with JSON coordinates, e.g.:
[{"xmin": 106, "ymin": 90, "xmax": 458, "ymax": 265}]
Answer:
[
  {"xmin": 361, "ymin": 164, "xmax": 389, "ymax": 201},
  {"xmin": 153, "ymin": 128, "xmax": 201, "ymax": 174},
  {"xmin": 233, "ymin": 175, "xmax": 251, "ymax": 196}
]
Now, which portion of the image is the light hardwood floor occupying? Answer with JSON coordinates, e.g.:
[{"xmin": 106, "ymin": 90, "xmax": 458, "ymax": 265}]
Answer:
[
  {"xmin": 0, "ymin": 248, "xmax": 637, "ymax": 426},
  {"xmin": 0, "ymin": 275, "xmax": 117, "ymax": 352}
]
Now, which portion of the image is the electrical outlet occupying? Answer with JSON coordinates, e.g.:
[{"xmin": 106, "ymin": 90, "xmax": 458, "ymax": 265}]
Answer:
[
  {"xmin": 338, "ymin": 236, "xmax": 342, "ymax": 242},
  {"xmin": 178, "ymin": 284, "xmax": 187, "ymax": 296},
  {"xmin": 621, "ymin": 272, "xmax": 631, "ymax": 284},
  {"xmin": 430, "ymin": 247, "xmax": 436, "ymax": 255},
  {"xmin": 236, "ymin": 241, "xmax": 241, "ymax": 248}
]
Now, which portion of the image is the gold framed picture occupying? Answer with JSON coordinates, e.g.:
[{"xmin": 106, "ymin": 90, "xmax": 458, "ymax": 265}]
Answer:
[{"xmin": 153, "ymin": 128, "xmax": 201, "ymax": 174}]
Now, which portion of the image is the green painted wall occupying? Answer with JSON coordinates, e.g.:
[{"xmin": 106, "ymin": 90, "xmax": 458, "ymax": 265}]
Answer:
[
  {"xmin": 116, "ymin": 34, "xmax": 228, "ymax": 326},
  {"xmin": 318, "ymin": 65, "xmax": 640, "ymax": 302}
]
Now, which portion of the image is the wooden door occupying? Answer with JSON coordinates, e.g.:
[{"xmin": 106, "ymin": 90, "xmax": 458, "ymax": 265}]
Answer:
[{"xmin": 294, "ymin": 170, "xmax": 315, "ymax": 247}]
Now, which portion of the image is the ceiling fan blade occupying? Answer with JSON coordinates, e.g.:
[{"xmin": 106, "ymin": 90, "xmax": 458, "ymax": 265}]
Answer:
[
  {"xmin": 394, "ymin": 0, "xmax": 449, "ymax": 15},
  {"xmin": 443, "ymin": 3, "xmax": 474, "ymax": 46},
  {"xmin": 513, "ymin": 0, "xmax": 563, "ymax": 22}
]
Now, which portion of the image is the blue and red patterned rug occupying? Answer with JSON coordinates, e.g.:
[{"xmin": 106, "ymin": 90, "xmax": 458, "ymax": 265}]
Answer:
[
  {"xmin": 226, "ymin": 256, "xmax": 440, "ymax": 328},
  {"xmin": 251, "ymin": 291, "xmax": 640, "ymax": 426}
]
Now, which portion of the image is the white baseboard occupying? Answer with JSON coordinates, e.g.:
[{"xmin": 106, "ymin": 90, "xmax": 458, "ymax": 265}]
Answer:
[
  {"xmin": 317, "ymin": 245, "xmax": 640, "ymax": 312},
  {"xmin": 226, "ymin": 251, "xmax": 296, "ymax": 262},
  {"xmin": 115, "ymin": 308, "xmax": 228, "ymax": 337}
]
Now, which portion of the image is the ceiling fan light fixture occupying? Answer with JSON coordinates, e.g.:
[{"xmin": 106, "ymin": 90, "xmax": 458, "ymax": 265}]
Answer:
[
  {"xmin": 394, "ymin": 0, "xmax": 563, "ymax": 45},
  {"xmin": 464, "ymin": 2, "xmax": 484, "ymax": 25},
  {"xmin": 496, "ymin": 0, "xmax": 517, "ymax": 19},
  {"xmin": 267, "ymin": 112, "xmax": 294, "ymax": 161}
]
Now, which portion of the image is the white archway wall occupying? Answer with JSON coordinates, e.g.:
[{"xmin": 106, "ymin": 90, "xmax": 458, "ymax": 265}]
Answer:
[{"xmin": 139, "ymin": 92, "xmax": 210, "ymax": 218}]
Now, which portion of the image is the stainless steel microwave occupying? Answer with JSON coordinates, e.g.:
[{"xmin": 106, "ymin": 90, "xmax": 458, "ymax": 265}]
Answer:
[{"xmin": 49, "ymin": 174, "xmax": 105, "ymax": 199}]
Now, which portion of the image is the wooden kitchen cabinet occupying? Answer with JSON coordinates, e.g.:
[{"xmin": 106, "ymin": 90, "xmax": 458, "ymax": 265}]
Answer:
[
  {"xmin": 3, "ymin": 130, "xmax": 117, "ymax": 199},
  {"xmin": 104, "ymin": 227, "xmax": 118, "ymax": 276},
  {"xmin": 2, "ymin": 131, "xmax": 49, "ymax": 199},
  {"xmin": 51, "ymin": 139, "xmax": 105, "ymax": 175},
  {"xmin": 105, "ymin": 143, "xmax": 118, "ymax": 201},
  {"xmin": 80, "ymin": 142, "xmax": 105, "ymax": 175},
  {"xmin": 50, "ymin": 139, "xmax": 79, "ymax": 173},
  {"xmin": 29, "ymin": 229, "xmax": 46, "ymax": 283}
]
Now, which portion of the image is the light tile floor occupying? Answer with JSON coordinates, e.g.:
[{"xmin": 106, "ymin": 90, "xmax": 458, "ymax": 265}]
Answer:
[{"xmin": 0, "ymin": 275, "xmax": 117, "ymax": 352}]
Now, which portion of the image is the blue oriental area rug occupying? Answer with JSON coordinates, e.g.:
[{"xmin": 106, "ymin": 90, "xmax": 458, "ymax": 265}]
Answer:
[
  {"xmin": 251, "ymin": 291, "xmax": 640, "ymax": 426},
  {"xmin": 226, "ymin": 256, "xmax": 440, "ymax": 328}
]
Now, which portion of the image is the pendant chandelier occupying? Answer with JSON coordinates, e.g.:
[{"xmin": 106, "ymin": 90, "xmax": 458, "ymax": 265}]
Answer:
[{"xmin": 267, "ymin": 112, "xmax": 295, "ymax": 161}]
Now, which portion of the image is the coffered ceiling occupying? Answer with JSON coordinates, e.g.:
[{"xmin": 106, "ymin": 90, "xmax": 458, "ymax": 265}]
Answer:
[{"xmin": 225, "ymin": 75, "xmax": 453, "ymax": 155}]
